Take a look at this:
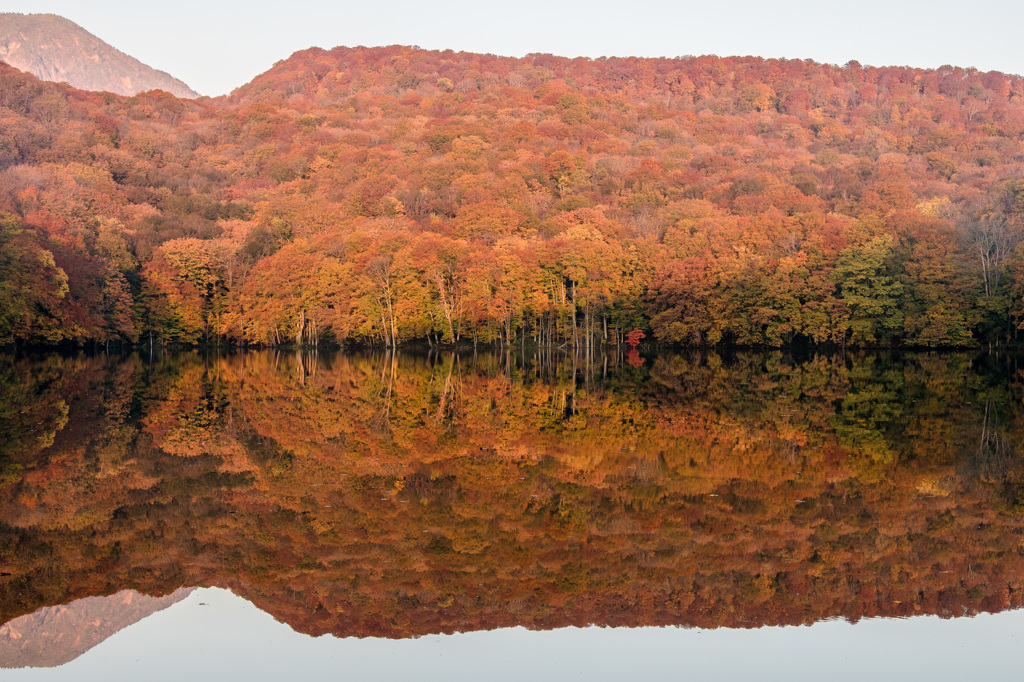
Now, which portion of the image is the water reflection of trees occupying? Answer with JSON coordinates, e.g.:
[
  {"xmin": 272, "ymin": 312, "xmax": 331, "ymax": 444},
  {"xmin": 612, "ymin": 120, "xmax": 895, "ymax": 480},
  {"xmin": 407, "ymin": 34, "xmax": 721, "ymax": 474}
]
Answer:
[{"xmin": 0, "ymin": 349, "xmax": 1023, "ymax": 636}]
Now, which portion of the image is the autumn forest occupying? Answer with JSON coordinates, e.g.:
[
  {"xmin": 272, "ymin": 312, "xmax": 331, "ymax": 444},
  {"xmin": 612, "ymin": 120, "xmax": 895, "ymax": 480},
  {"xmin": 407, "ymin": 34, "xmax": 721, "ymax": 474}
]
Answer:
[{"xmin": 3, "ymin": 47, "xmax": 1024, "ymax": 349}]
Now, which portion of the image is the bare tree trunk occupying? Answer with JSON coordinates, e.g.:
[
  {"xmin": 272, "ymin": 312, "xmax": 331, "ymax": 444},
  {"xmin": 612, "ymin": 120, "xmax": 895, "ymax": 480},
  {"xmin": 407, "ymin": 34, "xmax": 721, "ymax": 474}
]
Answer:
[
  {"xmin": 380, "ymin": 309, "xmax": 390, "ymax": 348},
  {"xmin": 435, "ymin": 274, "xmax": 457, "ymax": 342}
]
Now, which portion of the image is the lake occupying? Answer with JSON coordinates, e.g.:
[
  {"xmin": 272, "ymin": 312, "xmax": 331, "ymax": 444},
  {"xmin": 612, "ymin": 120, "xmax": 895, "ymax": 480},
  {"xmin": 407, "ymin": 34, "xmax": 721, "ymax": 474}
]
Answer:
[{"xmin": 0, "ymin": 348, "xmax": 1022, "ymax": 679}]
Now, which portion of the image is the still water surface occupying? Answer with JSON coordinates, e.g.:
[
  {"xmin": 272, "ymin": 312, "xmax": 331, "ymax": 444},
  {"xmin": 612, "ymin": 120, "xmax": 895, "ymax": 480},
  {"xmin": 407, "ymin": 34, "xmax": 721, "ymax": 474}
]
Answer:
[{"xmin": 0, "ymin": 349, "xmax": 1022, "ymax": 678}]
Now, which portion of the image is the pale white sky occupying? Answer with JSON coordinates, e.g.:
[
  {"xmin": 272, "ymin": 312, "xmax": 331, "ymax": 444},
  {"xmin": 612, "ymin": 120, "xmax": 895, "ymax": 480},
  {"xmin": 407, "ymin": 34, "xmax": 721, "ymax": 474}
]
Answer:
[
  {"xmin": 5, "ymin": 0, "xmax": 1023, "ymax": 96},
  {"xmin": 3, "ymin": 588, "xmax": 1024, "ymax": 681}
]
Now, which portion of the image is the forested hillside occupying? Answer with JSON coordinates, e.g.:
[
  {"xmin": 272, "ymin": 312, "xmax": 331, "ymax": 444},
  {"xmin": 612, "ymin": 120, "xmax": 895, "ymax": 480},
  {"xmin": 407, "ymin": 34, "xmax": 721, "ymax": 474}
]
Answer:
[{"xmin": 2, "ymin": 46, "xmax": 1024, "ymax": 348}]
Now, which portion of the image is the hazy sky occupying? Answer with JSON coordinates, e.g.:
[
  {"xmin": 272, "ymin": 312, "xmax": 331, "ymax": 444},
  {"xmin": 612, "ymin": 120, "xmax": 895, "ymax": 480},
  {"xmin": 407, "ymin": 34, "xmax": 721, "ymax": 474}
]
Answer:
[
  {"xmin": 5, "ymin": 0, "xmax": 1024, "ymax": 96},
  {"xmin": 4, "ymin": 588, "xmax": 1024, "ymax": 681}
]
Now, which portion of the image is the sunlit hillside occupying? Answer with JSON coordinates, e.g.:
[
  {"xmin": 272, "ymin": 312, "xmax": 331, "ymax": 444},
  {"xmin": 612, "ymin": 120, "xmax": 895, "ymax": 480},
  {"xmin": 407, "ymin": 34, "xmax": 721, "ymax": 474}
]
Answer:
[{"xmin": 2, "ymin": 44, "xmax": 1024, "ymax": 348}]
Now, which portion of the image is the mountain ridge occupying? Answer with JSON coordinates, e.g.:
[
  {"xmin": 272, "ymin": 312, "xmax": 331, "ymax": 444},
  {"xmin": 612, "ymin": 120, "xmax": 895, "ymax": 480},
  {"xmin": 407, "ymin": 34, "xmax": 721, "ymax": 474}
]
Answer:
[
  {"xmin": 0, "ymin": 588, "xmax": 194, "ymax": 668},
  {"xmin": 224, "ymin": 42, "xmax": 1024, "ymax": 105},
  {"xmin": 0, "ymin": 13, "xmax": 198, "ymax": 98}
]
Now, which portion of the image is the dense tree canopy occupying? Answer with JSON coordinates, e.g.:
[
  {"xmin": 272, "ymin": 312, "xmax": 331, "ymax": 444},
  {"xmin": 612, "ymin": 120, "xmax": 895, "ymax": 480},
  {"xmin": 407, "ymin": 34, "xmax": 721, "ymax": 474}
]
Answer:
[{"xmin": 2, "ymin": 47, "xmax": 1024, "ymax": 348}]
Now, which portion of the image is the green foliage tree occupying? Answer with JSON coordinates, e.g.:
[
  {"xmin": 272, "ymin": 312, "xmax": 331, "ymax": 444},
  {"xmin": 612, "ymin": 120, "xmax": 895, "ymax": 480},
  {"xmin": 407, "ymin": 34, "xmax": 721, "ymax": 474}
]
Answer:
[{"xmin": 833, "ymin": 235, "xmax": 904, "ymax": 345}]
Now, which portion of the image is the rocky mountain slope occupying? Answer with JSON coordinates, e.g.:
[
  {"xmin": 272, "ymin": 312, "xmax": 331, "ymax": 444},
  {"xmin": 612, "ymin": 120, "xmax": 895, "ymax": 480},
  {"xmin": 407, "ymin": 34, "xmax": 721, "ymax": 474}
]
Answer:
[
  {"xmin": 0, "ymin": 13, "xmax": 198, "ymax": 98},
  {"xmin": 0, "ymin": 588, "xmax": 194, "ymax": 668}
]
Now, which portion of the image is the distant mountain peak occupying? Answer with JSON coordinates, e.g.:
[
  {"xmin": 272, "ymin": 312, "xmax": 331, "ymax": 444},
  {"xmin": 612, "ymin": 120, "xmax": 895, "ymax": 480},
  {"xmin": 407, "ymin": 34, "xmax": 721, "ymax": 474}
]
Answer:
[
  {"xmin": 0, "ymin": 588, "xmax": 194, "ymax": 668},
  {"xmin": 0, "ymin": 12, "xmax": 198, "ymax": 98}
]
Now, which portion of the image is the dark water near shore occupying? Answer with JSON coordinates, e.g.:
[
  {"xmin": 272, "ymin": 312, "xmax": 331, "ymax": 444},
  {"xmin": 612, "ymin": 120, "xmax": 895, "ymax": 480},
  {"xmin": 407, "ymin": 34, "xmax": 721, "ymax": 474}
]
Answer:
[{"xmin": 1, "ymin": 349, "xmax": 1023, "ymax": 678}]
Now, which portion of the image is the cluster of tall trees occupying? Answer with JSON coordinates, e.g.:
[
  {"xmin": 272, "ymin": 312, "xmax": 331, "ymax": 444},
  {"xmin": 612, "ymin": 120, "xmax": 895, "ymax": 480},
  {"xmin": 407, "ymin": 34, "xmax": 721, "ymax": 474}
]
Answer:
[{"xmin": 2, "ymin": 47, "xmax": 1024, "ymax": 348}]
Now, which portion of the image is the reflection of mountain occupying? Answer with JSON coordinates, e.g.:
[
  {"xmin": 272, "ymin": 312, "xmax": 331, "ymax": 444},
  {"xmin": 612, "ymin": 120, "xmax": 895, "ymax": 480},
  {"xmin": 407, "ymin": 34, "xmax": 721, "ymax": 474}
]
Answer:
[
  {"xmin": 0, "ymin": 588, "xmax": 193, "ymax": 668},
  {"xmin": 0, "ymin": 351, "xmax": 1023, "ymax": 641}
]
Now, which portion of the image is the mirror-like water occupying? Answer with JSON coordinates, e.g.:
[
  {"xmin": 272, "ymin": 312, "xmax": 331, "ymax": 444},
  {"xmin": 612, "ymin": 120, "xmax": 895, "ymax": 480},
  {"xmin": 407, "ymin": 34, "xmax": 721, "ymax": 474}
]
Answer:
[{"xmin": 1, "ymin": 349, "xmax": 1023, "ymax": 677}]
